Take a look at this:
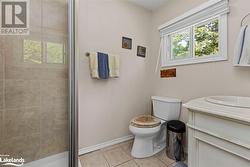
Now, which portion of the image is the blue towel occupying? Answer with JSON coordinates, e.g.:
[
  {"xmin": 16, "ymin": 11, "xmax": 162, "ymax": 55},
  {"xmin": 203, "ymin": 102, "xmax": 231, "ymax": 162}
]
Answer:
[{"xmin": 98, "ymin": 52, "xmax": 109, "ymax": 79}]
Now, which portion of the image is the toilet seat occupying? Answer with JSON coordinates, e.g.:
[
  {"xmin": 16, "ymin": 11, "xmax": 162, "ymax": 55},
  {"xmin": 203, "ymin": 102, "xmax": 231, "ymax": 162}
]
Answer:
[{"xmin": 130, "ymin": 115, "xmax": 161, "ymax": 128}]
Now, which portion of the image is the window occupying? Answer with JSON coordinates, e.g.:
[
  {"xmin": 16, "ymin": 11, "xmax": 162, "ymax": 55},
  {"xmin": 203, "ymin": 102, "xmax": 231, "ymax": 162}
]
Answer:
[
  {"xmin": 23, "ymin": 39, "xmax": 65, "ymax": 65},
  {"xmin": 194, "ymin": 19, "xmax": 219, "ymax": 57},
  {"xmin": 159, "ymin": 0, "xmax": 229, "ymax": 67},
  {"xmin": 170, "ymin": 29, "xmax": 191, "ymax": 60},
  {"xmin": 168, "ymin": 18, "xmax": 219, "ymax": 61}
]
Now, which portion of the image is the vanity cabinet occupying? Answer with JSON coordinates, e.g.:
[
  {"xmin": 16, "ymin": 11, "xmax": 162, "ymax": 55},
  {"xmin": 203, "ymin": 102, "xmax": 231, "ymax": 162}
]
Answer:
[{"xmin": 187, "ymin": 111, "xmax": 250, "ymax": 167}]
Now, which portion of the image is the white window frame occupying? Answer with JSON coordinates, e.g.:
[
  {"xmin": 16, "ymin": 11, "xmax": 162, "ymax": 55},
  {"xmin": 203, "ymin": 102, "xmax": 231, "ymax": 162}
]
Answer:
[{"xmin": 158, "ymin": 0, "xmax": 229, "ymax": 68}]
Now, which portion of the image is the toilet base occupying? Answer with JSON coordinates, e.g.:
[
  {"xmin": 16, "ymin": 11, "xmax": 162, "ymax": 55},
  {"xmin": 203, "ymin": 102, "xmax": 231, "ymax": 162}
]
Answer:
[
  {"xmin": 131, "ymin": 125, "xmax": 166, "ymax": 158},
  {"xmin": 131, "ymin": 136, "xmax": 166, "ymax": 158}
]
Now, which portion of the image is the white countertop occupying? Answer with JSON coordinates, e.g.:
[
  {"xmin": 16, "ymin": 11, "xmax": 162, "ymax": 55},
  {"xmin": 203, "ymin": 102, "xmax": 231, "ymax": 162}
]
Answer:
[{"xmin": 183, "ymin": 97, "xmax": 250, "ymax": 124}]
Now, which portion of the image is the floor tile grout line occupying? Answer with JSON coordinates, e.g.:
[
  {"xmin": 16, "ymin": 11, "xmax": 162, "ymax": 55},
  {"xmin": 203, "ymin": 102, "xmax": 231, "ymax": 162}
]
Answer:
[
  {"xmin": 155, "ymin": 156, "xmax": 176, "ymax": 167},
  {"xmin": 133, "ymin": 159, "xmax": 141, "ymax": 167},
  {"xmin": 113, "ymin": 159, "xmax": 136, "ymax": 167},
  {"xmin": 119, "ymin": 144, "xmax": 133, "ymax": 157},
  {"xmin": 115, "ymin": 140, "xmax": 140, "ymax": 167},
  {"xmin": 104, "ymin": 145, "xmax": 134, "ymax": 167},
  {"xmin": 156, "ymin": 158, "xmax": 168, "ymax": 167},
  {"xmin": 101, "ymin": 150, "xmax": 112, "ymax": 167}
]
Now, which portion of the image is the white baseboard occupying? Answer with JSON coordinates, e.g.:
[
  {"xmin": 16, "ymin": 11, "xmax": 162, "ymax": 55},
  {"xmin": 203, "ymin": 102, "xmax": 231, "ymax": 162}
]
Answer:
[{"xmin": 79, "ymin": 135, "xmax": 134, "ymax": 156}]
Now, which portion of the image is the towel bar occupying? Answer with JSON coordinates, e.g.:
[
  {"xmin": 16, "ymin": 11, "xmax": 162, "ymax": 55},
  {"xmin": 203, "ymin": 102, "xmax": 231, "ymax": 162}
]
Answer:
[
  {"xmin": 85, "ymin": 52, "xmax": 114, "ymax": 56},
  {"xmin": 241, "ymin": 13, "xmax": 250, "ymax": 26}
]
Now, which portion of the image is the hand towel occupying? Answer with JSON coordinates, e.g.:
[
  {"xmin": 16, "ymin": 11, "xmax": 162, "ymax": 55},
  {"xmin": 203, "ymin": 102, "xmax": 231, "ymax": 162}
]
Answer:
[
  {"xmin": 108, "ymin": 55, "xmax": 120, "ymax": 78},
  {"xmin": 239, "ymin": 26, "xmax": 250, "ymax": 65},
  {"xmin": 98, "ymin": 52, "xmax": 109, "ymax": 79},
  {"xmin": 234, "ymin": 25, "xmax": 247, "ymax": 65},
  {"xmin": 89, "ymin": 52, "xmax": 99, "ymax": 79}
]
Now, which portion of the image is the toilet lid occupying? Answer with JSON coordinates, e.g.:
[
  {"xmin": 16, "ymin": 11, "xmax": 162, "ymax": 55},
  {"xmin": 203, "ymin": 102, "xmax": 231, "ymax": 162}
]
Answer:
[{"xmin": 130, "ymin": 115, "xmax": 161, "ymax": 128}]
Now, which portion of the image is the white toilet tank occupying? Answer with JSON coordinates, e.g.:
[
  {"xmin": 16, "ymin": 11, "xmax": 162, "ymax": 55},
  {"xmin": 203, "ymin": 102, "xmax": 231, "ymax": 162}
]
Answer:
[{"xmin": 152, "ymin": 96, "xmax": 181, "ymax": 121}]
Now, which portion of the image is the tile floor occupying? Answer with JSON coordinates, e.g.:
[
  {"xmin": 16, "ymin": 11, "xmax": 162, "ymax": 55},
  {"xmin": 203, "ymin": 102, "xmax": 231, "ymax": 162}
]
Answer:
[{"xmin": 79, "ymin": 140, "xmax": 185, "ymax": 167}]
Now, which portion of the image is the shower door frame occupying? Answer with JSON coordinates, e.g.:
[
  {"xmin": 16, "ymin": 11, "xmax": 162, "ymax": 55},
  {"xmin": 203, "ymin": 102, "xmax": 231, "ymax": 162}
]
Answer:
[{"xmin": 68, "ymin": 0, "xmax": 79, "ymax": 166}]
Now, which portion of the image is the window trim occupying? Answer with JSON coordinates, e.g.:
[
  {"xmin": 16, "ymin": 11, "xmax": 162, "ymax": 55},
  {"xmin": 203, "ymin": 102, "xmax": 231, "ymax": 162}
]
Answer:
[{"xmin": 159, "ymin": 0, "xmax": 229, "ymax": 67}]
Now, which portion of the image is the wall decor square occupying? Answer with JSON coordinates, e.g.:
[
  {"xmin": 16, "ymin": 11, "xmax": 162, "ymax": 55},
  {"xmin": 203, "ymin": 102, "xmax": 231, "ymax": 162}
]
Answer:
[
  {"xmin": 137, "ymin": 46, "xmax": 146, "ymax": 58},
  {"xmin": 122, "ymin": 37, "xmax": 132, "ymax": 49}
]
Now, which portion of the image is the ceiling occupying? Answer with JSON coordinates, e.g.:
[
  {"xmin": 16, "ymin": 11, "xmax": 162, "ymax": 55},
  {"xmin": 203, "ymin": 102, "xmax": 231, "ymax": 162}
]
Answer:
[{"xmin": 127, "ymin": 0, "xmax": 169, "ymax": 11}]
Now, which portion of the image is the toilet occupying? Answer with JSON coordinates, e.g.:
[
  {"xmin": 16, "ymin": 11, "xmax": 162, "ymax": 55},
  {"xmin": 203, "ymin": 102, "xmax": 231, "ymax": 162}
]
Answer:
[{"xmin": 129, "ymin": 96, "xmax": 181, "ymax": 158}]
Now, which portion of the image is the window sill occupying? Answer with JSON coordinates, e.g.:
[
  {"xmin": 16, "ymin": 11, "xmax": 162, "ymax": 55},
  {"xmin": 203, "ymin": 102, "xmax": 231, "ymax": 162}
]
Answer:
[
  {"xmin": 161, "ymin": 55, "xmax": 228, "ymax": 68},
  {"xmin": 233, "ymin": 64, "xmax": 250, "ymax": 67}
]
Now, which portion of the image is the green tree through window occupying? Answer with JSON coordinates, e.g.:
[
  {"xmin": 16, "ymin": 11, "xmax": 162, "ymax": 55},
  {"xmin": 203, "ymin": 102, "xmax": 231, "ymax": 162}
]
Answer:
[
  {"xmin": 171, "ymin": 30, "xmax": 190, "ymax": 59},
  {"xmin": 195, "ymin": 19, "xmax": 219, "ymax": 57}
]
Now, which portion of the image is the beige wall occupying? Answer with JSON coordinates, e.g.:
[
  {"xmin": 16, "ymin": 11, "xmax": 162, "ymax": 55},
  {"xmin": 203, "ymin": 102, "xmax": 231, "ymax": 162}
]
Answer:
[
  {"xmin": 78, "ymin": 0, "xmax": 153, "ymax": 149},
  {"xmin": 79, "ymin": 0, "xmax": 250, "ymax": 150},
  {"xmin": 151, "ymin": 0, "xmax": 250, "ymax": 123}
]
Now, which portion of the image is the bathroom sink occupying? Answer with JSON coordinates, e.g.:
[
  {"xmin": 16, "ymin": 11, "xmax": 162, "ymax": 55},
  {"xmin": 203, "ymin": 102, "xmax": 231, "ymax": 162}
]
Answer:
[{"xmin": 205, "ymin": 96, "xmax": 250, "ymax": 108}]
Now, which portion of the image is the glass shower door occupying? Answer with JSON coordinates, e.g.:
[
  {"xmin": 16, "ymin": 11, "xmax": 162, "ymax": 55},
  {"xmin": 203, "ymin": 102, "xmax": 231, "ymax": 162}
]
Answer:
[{"xmin": 0, "ymin": 0, "xmax": 73, "ymax": 166}]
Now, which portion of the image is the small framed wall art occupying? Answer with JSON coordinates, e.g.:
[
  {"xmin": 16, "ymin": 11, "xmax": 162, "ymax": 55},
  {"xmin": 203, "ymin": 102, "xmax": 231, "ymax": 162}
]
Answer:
[
  {"xmin": 137, "ymin": 46, "xmax": 146, "ymax": 58},
  {"xmin": 122, "ymin": 37, "xmax": 132, "ymax": 49}
]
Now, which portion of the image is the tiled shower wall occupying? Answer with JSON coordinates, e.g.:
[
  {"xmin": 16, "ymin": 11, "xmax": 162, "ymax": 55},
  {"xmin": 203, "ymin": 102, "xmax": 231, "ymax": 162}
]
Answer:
[{"xmin": 0, "ymin": 0, "xmax": 68, "ymax": 163}]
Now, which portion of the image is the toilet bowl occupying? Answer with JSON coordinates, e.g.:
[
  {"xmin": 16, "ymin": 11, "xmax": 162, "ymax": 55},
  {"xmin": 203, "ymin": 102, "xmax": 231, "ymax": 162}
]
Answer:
[
  {"xmin": 129, "ymin": 115, "xmax": 166, "ymax": 158},
  {"xmin": 129, "ymin": 96, "xmax": 181, "ymax": 158}
]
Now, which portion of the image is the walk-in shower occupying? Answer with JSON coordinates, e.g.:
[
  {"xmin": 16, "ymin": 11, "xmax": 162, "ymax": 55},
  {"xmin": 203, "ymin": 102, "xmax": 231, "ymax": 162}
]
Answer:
[{"xmin": 0, "ymin": 0, "xmax": 78, "ymax": 166}]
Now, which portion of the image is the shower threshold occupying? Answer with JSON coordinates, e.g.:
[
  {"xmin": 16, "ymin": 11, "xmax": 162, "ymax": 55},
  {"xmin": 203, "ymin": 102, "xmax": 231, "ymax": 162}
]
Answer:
[{"xmin": 24, "ymin": 152, "xmax": 68, "ymax": 167}]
